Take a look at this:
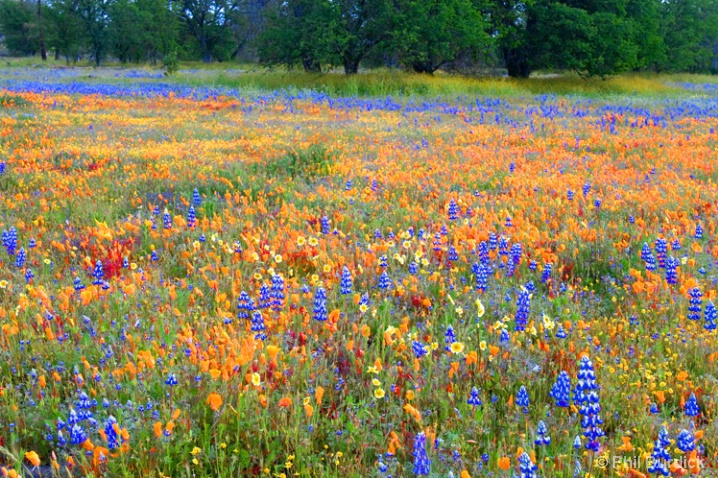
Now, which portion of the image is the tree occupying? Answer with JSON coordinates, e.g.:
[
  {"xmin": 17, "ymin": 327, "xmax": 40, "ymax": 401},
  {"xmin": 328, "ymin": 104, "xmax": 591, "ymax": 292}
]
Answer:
[
  {"xmin": 626, "ymin": 0, "xmax": 665, "ymax": 71},
  {"xmin": 258, "ymin": 0, "xmax": 342, "ymax": 72},
  {"xmin": 259, "ymin": 0, "xmax": 393, "ymax": 74},
  {"xmin": 108, "ymin": 0, "xmax": 145, "ymax": 62},
  {"xmin": 78, "ymin": 0, "xmax": 111, "ymax": 65},
  {"xmin": 393, "ymin": 0, "xmax": 490, "ymax": 73},
  {"xmin": 137, "ymin": 0, "xmax": 179, "ymax": 63},
  {"xmin": 46, "ymin": 0, "xmax": 86, "ymax": 63},
  {"xmin": 660, "ymin": 0, "xmax": 718, "ymax": 73},
  {"xmin": 485, "ymin": 0, "xmax": 534, "ymax": 77},
  {"xmin": 0, "ymin": 0, "xmax": 39, "ymax": 56},
  {"xmin": 174, "ymin": 0, "xmax": 240, "ymax": 62}
]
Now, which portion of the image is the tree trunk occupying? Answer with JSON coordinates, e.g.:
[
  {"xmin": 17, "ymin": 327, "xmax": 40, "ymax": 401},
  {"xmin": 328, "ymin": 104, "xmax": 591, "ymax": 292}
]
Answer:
[
  {"xmin": 199, "ymin": 35, "xmax": 212, "ymax": 63},
  {"xmin": 343, "ymin": 56, "xmax": 360, "ymax": 75},
  {"xmin": 37, "ymin": 0, "xmax": 47, "ymax": 60},
  {"xmin": 504, "ymin": 48, "xmax": 530, "ymax": 78},
  {"xmin": 302, "ymin": 55, "xmax": 321, "ymax": 72}
]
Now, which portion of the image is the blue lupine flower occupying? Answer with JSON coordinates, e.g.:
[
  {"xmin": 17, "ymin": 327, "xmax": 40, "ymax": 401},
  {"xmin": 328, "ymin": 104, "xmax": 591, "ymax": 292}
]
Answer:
[
  {"xmin": 432, "ymin": 233, "xmax": 442, "ymax": 252},
  {"xmin": 695, "ymin": 223, "xmax": 703, "ymax": 239},
  {"xmin": 576, "ymin": 356, "xmax": 604, "ymax": 452},
  {"xmin": 517, "ymin": 385, "xmax": 530, "ymax": 413},
  {"xmin": 535, "ymin": 420, "xmax": 551, "ymax": 446},
  {"xmin": 475, "ymin": 262, "xmax": 489, "ymax": 292},
  {"xmin": 2, "ymin": 227, "xmax": 17, "ymax": 255},
  {"xmin": 270, "ymin": 274, "xmax": 285, "ymax": 311},
  {"xmin": 665, "ymin": 256, "xmax": 678, "ymax": 284},
  {"xmin": 412, "ymin": 432, "xmax": 431, "ymax": 475},
  {"xmin": 478, "ymin": 241, "xmax": 489, "ymax": 264},
  {"xmin": 313, "ymin": 287, "xmax": 328, "ymax": 321},
  {"xmin": 510, "ymin": 243, "xmax": 522, "ymax": 264},
  {"xmin": 573, "ymin": 460, "xmax": 582, "ymax": 478},
  {"xmin": 92, "ymin": 260, "xmax": 104, "ymax": 285},
  {"xmin": 73, "ymin": 277, "xmax": 85, "ymax": 291},
  {"xmin": 650, "ymin": 402, "xmax": 659, "ymax": 414},
  {"xmin": 122, "ymin": 257, "xmax": 129, "ymax": 268},
  {"xmin": 187, "ymin": 205, "xmax": 196, "ymax": 228},
  {"xmin": 25, "ymin": 268, "xmax": 34, "ymax": 283},
  {"xmin": 448, "ymin": 245, "xmax": 458, "ymax": 262},
  {"xmin": 165, "ymin": 373, "xmax": 178, "ymax": 387},
  {"xmin": 15, "ymin": 247, "xmax": 25, "ymax": 268},
  {"xmin": 515, "ymin": 288, "xmax": 531, "ymax": 331},
  {"xmin": 572, "ymin": 436, "xmax": 582, "ymax": 449},
  {"xmin": 677, "ymin": 429, "xmax": 695, "ymax": 452},
  {"xmin": 550, "ymin": 371, "xmax": 571, "ymax": 407},
  {"xmin": 444, "ymin": 325, "xmax": 456, "ymax": 349},
  {"xmin": 412, "ymin": 341, "xmax": 428, "ymax": 359},
  {"xmin": 237, "ymin": 291, "xmax": 251, "ymax": 320},
  {"xmin": 259, "ymin": 283, "xmax": 271, "ymax": 309},
  {"xmin": 28, "ymin": 238, "xmax": 36, "ymax": 248},
  {"xmin": 567, "ymin": 189, "xmax": 574, "ymax": 201},
  {"xmin": 645, "ymin": 251, "xmax": 656, "ymax": 271},
  {"xmin": 104, "ymin": 416, "xmax": 119, "ymax": 450},
  {"xmin": 192, "ymin": 188, "xmax": 201, "ymax": 206},
  {"xmin": 70, "ymin": 424, "xmax": 87, "ymax": 445},
  {"xmin": 498, "ymin": 236, "xmax": 509, "ymax": 256},
  {"xmin": 448, "ymin": 198, "xmax": 458, "ymax": 221},
  {"xmin": 655, "ymin": 238, "xmax": 667, "ymax": 268},
  {"xmin": 489, "ymin": 233, "xmax": 497, "ymax": 250},
  {"xmin": 340, "ymin": 267, "xmax": 353, "ymax": 295},
  {"xmin": 151, "ymin": 250, "xmax": 158, "ymax": 261},
  {"xmin": 582, "ymin": 182, "xmax": 591, "ymax": 197},
  {"xmin": 556, "ymin": 325, "xmax": 567, "ymax": 339},
  {"xmin": 685, "ymin": 393, "xmax": 700, "ymax": 417},
  {"xmin": 320, "ymin": 216, "xmax": 330, "ymax": 235},
  {"xmin": 163, "ymin": 209, "xmax": 172, "ymax": 229},
  {"xmin": 541, "ymin": 263, "xmax": 552, "ymax": 283},
  {"xmin": 640, "ymin": 242, "xmax": 651, "ymax": 261},
  {"xmin": 705, "ymin": 301, "xmax": 717, "ymax": 331},
  {"xmin": 505, "ymin": 215, "xmax": 513, "ymax": 227},
  {"xmin": 517, "ymin": 452, "xmax": 537, "ymax": 478},
  {"xmin": 688, "ymin": 287, "xmax": 703, "ymax": 321},
  {"xmin": 468, "ymin": 387, "xmax": 482, "ymax": 407},
  {"xmin": 647, "ymin": 427, "xmax": 671, "ymax": 476},
  {"xmin": 409, "ymin": 261, "xmax": 418, "ymax": 274},
  {"xmin": 671, "ymin": 239, "xmax": 681, "ymax": 251},
  {"xmin": 251, "ymin": 311, "xmax": 266, "ymax": 340},
  {"xmin": 378, "ymin": 271, "xmax": 391, "ymax": 290}
]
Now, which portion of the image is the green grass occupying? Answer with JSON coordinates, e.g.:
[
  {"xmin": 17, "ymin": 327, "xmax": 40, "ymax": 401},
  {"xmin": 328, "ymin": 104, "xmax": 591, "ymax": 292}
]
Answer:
[{"xmin": 0, "ymin": 55, "xmax": 701, "ymax": 98}]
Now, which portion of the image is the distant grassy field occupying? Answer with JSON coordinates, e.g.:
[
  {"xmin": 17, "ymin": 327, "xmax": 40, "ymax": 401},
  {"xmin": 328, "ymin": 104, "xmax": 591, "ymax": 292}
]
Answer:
[{"xmin": 4, "ymin": 56, "xmax": 715, "ymax": 97}]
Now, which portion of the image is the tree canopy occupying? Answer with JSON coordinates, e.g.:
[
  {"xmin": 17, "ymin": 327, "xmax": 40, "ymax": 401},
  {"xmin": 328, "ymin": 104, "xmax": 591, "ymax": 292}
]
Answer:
[{"xmin": 2, "ymin": 0, "xmax": 718, "ymax": 77}]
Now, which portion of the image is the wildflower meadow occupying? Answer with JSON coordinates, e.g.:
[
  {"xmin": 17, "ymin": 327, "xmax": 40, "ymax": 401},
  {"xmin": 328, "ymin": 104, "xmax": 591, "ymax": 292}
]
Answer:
[{"xmin": 1, "ymin": 69, "xmax": 718, "ymax": 477}]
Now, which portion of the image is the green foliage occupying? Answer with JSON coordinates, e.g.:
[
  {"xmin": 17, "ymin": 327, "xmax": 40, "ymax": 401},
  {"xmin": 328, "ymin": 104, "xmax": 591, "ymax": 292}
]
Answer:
[
  {"xmin": 163, "ymin": 51, "xmax": 179, "ymax": 75},
  {"xmin": 659, "ymin": 0, "xmax": 718, "ymax": 73},
  {"xmin": 0, "ymin": 0, "xmax": 38, "ymax": 56},
  {"xmin": 392, "ymin": 0, "xmax": 491, "ymax": 73},
  {"xmin": 528, "ymin": 1, "xmax": 639, "ymax": 77},
  {"xmin": 260, "ymin": 144, "xmax": 336, "ymax": 182},
  {"xmin": 1, "ymin": 0, "xmax": 718, "ymax": 76},
  {"xmin": 46, "ymin": 0, "xmax": 86, "ymax": 64},
  {"xmin": 0, "ymin": 93, "xmax": 32, "ymax": 108}
]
